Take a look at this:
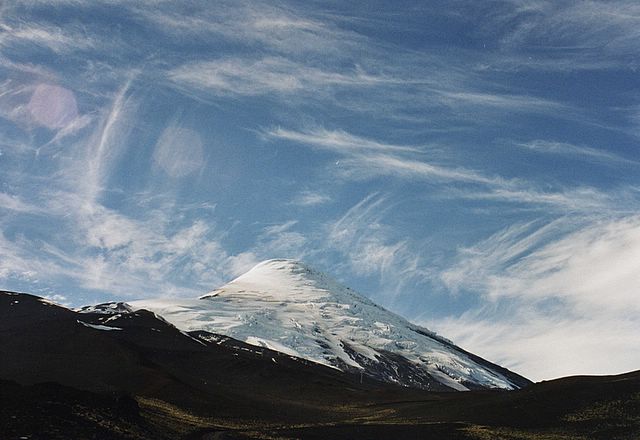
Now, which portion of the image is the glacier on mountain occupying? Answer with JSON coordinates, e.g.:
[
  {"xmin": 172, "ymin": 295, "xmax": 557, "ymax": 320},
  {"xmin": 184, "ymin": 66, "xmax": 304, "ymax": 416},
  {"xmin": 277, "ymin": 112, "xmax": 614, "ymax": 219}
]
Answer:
[{"xmin": 125, "ymin": 259, "xmax": 529, "ymax": 391}]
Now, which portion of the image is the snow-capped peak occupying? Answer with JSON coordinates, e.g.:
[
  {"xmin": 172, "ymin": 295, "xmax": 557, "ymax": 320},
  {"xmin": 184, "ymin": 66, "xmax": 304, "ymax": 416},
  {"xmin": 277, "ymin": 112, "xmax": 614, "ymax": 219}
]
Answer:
[
  {"xmin": 129, "ymin": 259, "xmax": 530, "ymax": 391},
  {"xmin": 201, "ymin": 259, "xmax": 368, "ymax": 304}
]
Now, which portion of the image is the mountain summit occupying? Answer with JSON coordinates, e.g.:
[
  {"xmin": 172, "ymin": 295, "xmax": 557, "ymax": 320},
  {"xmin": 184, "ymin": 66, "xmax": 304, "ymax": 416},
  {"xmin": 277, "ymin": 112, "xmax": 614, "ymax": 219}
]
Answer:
[{"xmin": 130, "ymin": 259, "xmax": 530, "ymax": 391}]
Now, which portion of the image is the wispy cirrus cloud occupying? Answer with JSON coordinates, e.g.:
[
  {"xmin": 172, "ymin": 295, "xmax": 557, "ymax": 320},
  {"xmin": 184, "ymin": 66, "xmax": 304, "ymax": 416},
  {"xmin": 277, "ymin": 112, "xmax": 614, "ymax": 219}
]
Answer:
[
  {"xmin": 4, "ymin": 183, "xmax": 240, "ymax": 300},
  {"xmin": 266, "ymin": 127, "xmax": 420, "ymax": 154},
  {"xmin": 0, "ymin": 76, "xmax": 239, "ymax": 299},
  {"xmin": 146, "ymin": 2, "xmax": 578, "ymax": 124},
  {"xmin": 168, "ymin": 57, "xmax": 387, "ymax": 99},
  {"xmin": 131, "ymin": 0, "xmax": 367, "ymax": 57},
  {"xmin": 434, "ymin": 215, "xmax": 640, "ymax": 380},
  {"xmin": 0, "ymin": 203, "xmax": 234, "ymax": 299},
  {"xmin": 467, "ymin": 0, "xmax": 640, "ymax": 72},
  {"xmin": 327, "ymin": 194, "xmax": 426, "ymax": 297},
  {"xmin": 291, "ymin": 190, "xmax": 332, "ymax": 207},
  {"xmin": 336, "ymin": 153, "xmax": 499, "ymax": 185},
  {"xmin": 0, "ymin": 192, "xmax": 42, "ymax": 214},
  {"xmin": 259, "ymin": 220, "xmax": 308, "ymax": 259},
  {"xmin": 453, "ymin": 186, "xmax": 618, "ymax": 213},
  {"xmin": 456, "ymin": 216, "xmax": 640, "ymax": 312},
  {"xmin": 440, "ymin": 219, "xmax": 573, "ymax": 295},
  {"xmin": 168, "ymin": 54, "xmax": 573, "ymax": 126},
  {"xmin": 266, "ymin": 126, "xmax": 510, "ymax": 188},
  {"xmin": 70, "ymin": 81, "xmax": 136, "ymax": 204},
  {"xmin": 0, "ymin": 23, "xmax": 97, "ymax": 54},
  {"xmin": 224, "ymin": 220, "xmax": 310, "ymax": 277},
  {"xmin": 268, "ymin": 126, "xmax": 620, "ymax": 214},
  {"xmin": 436, "ymin": 90, "xmax": 566, "ymax": 114},
  {"xmin": 0, "ymin": 229, "xmax": 69, "ymax": 286},
  {"xmin": 474, "ymin": 53, "xmax": 621, "ymax": 73},
  {"xmin": 515, "ymin": 139, "xmax": 638, "ymax": 165},
  {"xmin": 501, "ymin": 1, "xmax": 640, "ymax": 56},
  {"xmin": 434, "ymin": 310, "xmax": 640, "ymax": 382}
]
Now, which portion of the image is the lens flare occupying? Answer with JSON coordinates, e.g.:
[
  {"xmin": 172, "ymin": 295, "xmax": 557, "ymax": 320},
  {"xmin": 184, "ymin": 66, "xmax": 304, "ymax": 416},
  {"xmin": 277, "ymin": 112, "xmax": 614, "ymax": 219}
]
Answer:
[
  {"xmin": 153, "ymin": 125, "xmax": 204, "ymax": 178},
  {"xmin": 28, "ymin": 84, "xmax": 78, "ymax": 129}
]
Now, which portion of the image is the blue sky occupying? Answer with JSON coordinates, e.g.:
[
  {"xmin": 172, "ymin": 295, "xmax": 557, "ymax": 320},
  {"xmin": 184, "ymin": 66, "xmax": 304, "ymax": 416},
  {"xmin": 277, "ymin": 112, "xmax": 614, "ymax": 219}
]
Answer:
[{"xmin": 1, "ymin": 0, "xmax": 639, "ymax": 381}]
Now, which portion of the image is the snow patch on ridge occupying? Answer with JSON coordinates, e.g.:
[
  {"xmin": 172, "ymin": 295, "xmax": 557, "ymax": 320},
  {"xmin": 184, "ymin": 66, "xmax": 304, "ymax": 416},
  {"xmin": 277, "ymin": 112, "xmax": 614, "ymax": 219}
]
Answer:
[
  {"xmin": 77, "ymin": 320, "xmax": 122, "ymax": 331},
  {"xmin": 77, "ymin": 302, "xmax": 133, "ymax": 314}
]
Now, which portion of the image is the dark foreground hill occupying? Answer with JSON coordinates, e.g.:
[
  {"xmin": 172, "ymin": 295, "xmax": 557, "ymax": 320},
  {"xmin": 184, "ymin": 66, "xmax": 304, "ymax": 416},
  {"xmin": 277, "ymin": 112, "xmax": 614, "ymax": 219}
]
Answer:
[{"xmin": 1, "ymin": 291, "xmax": 638, "ymax": 440}]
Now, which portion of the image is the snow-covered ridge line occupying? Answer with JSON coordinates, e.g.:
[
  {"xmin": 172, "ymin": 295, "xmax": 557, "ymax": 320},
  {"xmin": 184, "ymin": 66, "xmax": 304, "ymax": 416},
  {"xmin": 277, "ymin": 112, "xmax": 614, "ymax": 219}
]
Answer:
[
  {"xmin": 124, "ymin": 259, "xmax": 530, "ymax": 391},
  {"xmin": 77, "ymin": 302, "xmax": 133, "ymax": 314}
]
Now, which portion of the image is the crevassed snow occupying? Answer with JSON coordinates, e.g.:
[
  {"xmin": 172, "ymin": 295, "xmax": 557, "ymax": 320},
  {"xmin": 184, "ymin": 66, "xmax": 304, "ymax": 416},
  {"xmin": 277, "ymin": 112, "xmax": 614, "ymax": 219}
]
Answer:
[
  {"xmin": 245, "ymin": 336, "xmax": 303, "ymax": 358},
  {"xmin": 130, "ymin": 259, "xmax": 520, "ymax": 390}
]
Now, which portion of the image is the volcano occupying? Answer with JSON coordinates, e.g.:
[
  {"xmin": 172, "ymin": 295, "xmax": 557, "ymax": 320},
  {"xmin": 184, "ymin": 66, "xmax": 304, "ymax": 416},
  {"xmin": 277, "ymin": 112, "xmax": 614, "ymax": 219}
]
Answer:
[{"xmin": 128, "ymin": 259, "xmax": 530, "ymax": 391}]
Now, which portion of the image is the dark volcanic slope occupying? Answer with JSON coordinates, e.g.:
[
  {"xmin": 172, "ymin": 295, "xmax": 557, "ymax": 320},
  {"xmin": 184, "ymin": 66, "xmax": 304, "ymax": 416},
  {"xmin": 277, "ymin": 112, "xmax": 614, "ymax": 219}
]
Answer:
[
  {"xmin": 0, "ymin": 291, "xmax": 425, "ymax": 423},
  {"xmin": 1, "ymin": 291, "xmax": 639, "ymax": 440}
]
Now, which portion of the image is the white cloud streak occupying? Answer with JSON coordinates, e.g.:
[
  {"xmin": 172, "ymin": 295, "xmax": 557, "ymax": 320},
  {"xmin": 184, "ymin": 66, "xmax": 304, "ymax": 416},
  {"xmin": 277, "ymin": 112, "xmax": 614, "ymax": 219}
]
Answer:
[
  {"xmin": 437, "ymin": 90, "xmax": 566, "ymax": 114},
  {"xmin": 267, "ymin": 127, "xmax": 419, "ymax": 154},
  {"xmin": 516, "ymin": 139, "xmax": 638, "ymax": 165},
  {"xmin": 0, "ymin": 23, "xmax": 96, "ymax": 53},
  {"xmin": 455, "ymin": 187, "xmax": 616, "ymax": 213},
  {"xmin": 486, "ymin": 217, "xmax": 640, "ymax": 312},
  {"xmin": 337, "ymin": 153, "xmax": 499, "ymax": 185},
  {"xmin": 436, "ymin": 216, "xmax": 640, "ymax": 380},
  {"xmin": 169, "ymin": 57, "xmax": 386, "ymax": 98},
  {"xmin": 268, "ymin": 127, "xmax": 618, "ymax": 214},
  {"xmin": 327, "ymin": 194, "xmax": 425, "ymax": 295},
  {"xmin": 291, "ymin": 190, "xmax": 332, "ymax": 207},
  {"xmin": 433, "ymin": 311, "xmax": 640, "ymax": 382},
  {"xmin": 0, "ymin": 230, "xmax": 64, "ymax": 284},
  {"xmin": 74, "ymin": 80, "xmax": 136, "ymax": 204}
]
